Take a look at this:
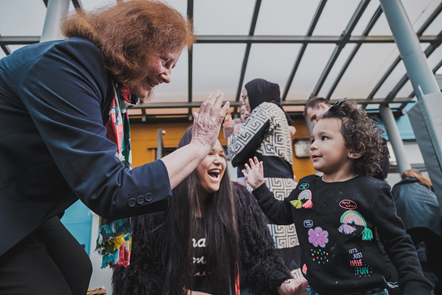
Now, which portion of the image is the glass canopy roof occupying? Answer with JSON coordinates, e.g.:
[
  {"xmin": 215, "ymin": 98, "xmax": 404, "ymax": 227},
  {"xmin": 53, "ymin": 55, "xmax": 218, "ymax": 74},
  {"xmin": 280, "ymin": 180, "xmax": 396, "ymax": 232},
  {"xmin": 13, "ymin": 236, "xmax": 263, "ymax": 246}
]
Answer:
[{"xmin": 1, "ymin": 0, "xmax": 441, "ymax": 122}]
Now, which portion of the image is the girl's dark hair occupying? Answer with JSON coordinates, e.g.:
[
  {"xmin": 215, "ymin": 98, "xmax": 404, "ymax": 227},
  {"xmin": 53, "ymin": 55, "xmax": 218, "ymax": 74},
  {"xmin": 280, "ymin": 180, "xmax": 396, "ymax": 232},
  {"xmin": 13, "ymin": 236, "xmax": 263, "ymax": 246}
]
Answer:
[
  {"xmin": 160, "ymin": 126, "xmax": 240, "ymax": 295},
  {"xmin": 61, "ymin": 0, "xmax": 195, "ymax": 90},
  {"xmin": 321, "ymin": 99, "xmax": 384, "ymax": 176}
]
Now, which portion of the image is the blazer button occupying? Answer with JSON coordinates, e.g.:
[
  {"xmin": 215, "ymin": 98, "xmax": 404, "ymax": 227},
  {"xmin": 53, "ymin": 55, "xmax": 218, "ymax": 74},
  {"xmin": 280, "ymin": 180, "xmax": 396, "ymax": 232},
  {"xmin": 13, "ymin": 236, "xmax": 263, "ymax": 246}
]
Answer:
[
  {"xmin": 137, "ymin": 195, "xmax": 145, "ymax": 205},
  {"xmin": 145, "ymin": 193, "xmax": 153, "ymax": 202},
  {"xmin": 128, "ymin": 198, "xmax": 137, "ymax": 207}
]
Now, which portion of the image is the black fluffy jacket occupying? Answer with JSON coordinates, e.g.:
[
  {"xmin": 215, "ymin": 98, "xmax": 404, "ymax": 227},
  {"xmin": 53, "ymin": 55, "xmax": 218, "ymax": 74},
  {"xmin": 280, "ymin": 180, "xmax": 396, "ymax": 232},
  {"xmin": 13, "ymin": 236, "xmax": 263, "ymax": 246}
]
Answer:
[{"xmin": 112, "ymin": 182, "xmax": 292, "ymax": 295}]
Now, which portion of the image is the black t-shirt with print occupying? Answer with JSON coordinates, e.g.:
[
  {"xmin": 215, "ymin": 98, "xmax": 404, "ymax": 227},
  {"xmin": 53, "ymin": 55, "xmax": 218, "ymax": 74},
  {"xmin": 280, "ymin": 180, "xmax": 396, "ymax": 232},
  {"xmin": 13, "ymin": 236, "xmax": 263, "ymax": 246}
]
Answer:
[{"xmin": 192, "ymin": 218, "xmax": 211, "ymax": 293}]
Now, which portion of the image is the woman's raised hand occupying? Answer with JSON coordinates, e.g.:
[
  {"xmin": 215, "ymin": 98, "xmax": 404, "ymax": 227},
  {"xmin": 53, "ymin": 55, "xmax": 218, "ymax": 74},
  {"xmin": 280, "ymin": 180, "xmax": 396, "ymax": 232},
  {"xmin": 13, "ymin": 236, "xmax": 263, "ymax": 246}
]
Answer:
[
  {"xmin": 191, "ymin": 91, "xmax": 230, "ymax": 152},
  {"xmin": 242, "ymin": 157, "xmax": 264, "ymax": 190}
]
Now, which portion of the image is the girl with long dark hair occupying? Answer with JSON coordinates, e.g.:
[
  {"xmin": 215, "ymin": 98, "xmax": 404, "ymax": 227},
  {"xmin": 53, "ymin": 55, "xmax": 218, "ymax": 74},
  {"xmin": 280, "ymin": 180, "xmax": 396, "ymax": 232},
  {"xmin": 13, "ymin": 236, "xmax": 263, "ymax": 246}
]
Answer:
[{"xmin": 112, "ymin": 127, "xmax": 308, "ymax": 295}]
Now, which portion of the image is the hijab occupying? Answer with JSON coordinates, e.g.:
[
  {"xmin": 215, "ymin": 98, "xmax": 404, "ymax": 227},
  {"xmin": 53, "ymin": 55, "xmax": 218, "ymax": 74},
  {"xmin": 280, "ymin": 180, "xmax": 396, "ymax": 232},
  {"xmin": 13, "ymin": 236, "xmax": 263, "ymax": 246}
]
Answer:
[{"xmin": 244, "ymin": 78, "xmax": 294, "ymax": 125}]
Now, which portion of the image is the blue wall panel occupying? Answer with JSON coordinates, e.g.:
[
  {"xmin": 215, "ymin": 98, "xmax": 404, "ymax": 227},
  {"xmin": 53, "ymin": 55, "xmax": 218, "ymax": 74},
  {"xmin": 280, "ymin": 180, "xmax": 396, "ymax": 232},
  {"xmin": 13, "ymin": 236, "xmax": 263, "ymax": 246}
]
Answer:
[
  {"xmin": 374, "ymin": 102, "xmax": 417, "ymax": 141},
  {"xmin": 60, "ymin": 200, "xmax": 93, "ymax": 255}
]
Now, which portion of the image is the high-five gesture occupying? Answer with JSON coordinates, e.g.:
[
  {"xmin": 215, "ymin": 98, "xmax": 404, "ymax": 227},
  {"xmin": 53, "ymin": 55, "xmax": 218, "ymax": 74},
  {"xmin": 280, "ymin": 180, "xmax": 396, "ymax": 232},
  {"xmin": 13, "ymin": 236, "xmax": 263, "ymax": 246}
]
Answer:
[
  {"xmin": 191, "ymin": 91, "xmax": 230, "ymax": 154},
  {"xmin": 162, "ymin": 91, "xmax": 230, "ymax": 189}
]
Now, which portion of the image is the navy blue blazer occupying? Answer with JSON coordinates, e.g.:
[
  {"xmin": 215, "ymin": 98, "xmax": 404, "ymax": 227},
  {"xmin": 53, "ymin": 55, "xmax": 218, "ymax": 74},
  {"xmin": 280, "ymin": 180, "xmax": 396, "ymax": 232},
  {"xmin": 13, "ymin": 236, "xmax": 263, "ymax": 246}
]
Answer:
[{"xmin": 0, "ymin": 37, "xmax": 171, "ymax": 256}]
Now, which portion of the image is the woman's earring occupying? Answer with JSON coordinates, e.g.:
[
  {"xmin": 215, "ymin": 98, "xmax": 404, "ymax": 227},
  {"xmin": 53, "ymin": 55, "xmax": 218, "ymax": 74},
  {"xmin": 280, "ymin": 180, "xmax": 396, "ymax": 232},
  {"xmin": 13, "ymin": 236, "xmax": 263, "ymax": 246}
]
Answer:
[{"xmin": 350, "ymin": 155, "xmax": 353, "ymax": 158}]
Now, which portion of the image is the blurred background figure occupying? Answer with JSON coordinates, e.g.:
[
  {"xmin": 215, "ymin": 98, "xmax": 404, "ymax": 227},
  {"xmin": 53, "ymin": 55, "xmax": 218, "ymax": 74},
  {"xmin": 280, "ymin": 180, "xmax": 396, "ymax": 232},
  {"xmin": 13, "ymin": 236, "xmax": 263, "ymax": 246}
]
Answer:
[
  {"xmin": 392, "ymin": 169, "xmax": 442, "ymax": 294},
  {"xmin": 224, "ymin": 104, "xmax": 251, "ymax": 186}
]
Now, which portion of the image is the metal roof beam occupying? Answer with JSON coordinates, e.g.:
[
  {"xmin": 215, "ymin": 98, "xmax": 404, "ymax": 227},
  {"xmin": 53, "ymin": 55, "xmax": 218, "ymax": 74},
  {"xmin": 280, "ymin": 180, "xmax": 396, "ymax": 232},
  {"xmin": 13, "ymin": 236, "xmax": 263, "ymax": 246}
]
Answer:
[
  {"xmin": 44, "ymin": 1, "xmax": 83, "ymax": 11},
  {"xmin": 233, "ymin": 0, "xmax": 262, "ymax": 117},
  {"xmin": 385, "ymin": 30, "xmax": 442, "ymax": 103},
  {"xmin": 0, "ymin": 44, "xmax": 11, "ymax": 56},
  {"xmin": 368, "ymin": 2, "xmax": 442, "ymax": 100},
  {"xmin": 397, "ymin": 57, "xmax": 442, "ymax": 113},
  {"xmin": 415, "ymin": 1, "xmax": 442, "ymax": 36},
  {"xmin": 282, "ymin": 0, "xmax": 327, "ymax": 101},
  {"xmin": 195, "ymin": 35, "xmax": 438, "ymax": 44},
  {"xmin": 408, "ymin": 57, "xmax": 442, "ymax": 98},
  {"xmin": 71, "ymin": 0, "xmax": 83, "ymax": 10},
  {"xmin": 132, "ymin": 97, "xmax": 415, "ymax": 109},
  {"xmin": 311, "ymin": 0, "xmax": 370, "ymax": 98},
  {"xmin": 0, "ymin": 33, "xmax": 11, "ymax": 55},
  {"xmin": 0, "ymin": 36, "xmax": 40, "ymax": 45},
  {"xmin": 2, "ymin": 35, "xmax": 439, "ymax": 47},
  {"xmin": 327, "ymin": 6, "xmax": 383, "ymax": 100},
  {"xmin": 187, "ymin": 0, "xmax": 194, "ymax": 118}
]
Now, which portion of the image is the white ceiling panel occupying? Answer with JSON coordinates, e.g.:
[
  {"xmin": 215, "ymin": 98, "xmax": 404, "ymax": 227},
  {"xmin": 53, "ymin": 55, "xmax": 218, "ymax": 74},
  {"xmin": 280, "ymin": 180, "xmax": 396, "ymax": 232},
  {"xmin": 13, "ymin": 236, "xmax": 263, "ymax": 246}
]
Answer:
[
  {"xmin": 396, "ymin": 80, "xmax": 414, "ymax": 98},
  {"xmin": 332, "ymin": 43, "xmax": 399, "ymax": 99},
  {"xmin": 317, "ymin": 43, "xmax": 357, "ymax": 99},
  {"xmin": 374, "ymin": 60, "xmax": 407, "ymax": 99},
  {"xmin": 352, "ymin": 1, "xmax": 381, "ymax": 36},
  {"xmin": 369, "ymin": 0, "xmax": 440, "ymax": 36},
  {"xmin": 0, "ymin": 0, "xmax": 46, "ymax": 36},
  {"xmin": 423, "ymin": 8, "xmax": 442, "ymax": 35},
  {"xmin": 286, "ymin": 44, "xmax": 336, "ymax": 100},
  {"xmin": 254, "ymin": 0, "xmax": 320, "ymax": 35},
  {"xmin": 312, "ymin": 0, "xmax": 360, "ymax": 36},
  {"xmin": 243, "ymin": 43, "xmax": 302, "ymax": 94},
  {"xmin": 193, "ymin": 0, "xmax": 255, "ymax": 35},
  {"xmin": 192, "ymin": 43, "xmax": 246, "ymax": 102}
]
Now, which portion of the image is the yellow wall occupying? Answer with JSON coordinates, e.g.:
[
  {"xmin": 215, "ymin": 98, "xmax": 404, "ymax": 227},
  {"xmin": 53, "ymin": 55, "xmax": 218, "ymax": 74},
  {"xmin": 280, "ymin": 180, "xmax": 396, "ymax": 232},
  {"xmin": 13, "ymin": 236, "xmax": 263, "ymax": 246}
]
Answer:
[
  {"xmin": 130, "ymin": 119, "xmax": 315, "ymax": 180},
  {"xmin": 290, "ymin": 118, "xmax": 317, "ymax": 180}
]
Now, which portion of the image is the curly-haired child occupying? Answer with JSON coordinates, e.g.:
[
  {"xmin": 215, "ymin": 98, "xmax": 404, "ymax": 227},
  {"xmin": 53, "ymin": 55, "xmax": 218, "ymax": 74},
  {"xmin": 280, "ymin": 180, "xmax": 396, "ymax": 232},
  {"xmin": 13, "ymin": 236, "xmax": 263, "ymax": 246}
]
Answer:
[{"xmin": 243, "ymin": 98, "xmax": 432, "ymax": 295}]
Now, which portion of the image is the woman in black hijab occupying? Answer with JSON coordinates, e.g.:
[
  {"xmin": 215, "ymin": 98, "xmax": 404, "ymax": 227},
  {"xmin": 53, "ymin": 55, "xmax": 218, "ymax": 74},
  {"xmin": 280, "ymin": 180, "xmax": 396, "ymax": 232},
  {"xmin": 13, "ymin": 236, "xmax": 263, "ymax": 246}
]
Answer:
[{"xmin": 227, "ymin": 78, "xmax": 301, "ymax": 279}]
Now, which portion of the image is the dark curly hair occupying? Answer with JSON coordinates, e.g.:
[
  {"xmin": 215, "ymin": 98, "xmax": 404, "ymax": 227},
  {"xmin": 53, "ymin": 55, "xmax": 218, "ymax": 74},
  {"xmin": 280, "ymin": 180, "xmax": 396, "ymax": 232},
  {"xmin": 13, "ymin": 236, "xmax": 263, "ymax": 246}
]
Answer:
[{"xmin": 321, "ymin": 99, "xmax": 384, "ymax": 176}]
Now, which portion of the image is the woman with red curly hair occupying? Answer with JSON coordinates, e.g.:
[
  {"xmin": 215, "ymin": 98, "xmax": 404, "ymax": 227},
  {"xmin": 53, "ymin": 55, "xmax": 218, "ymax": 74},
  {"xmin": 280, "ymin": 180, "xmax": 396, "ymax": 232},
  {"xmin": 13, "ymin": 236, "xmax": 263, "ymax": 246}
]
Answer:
[{"xmin": 0, "ymin": 1, "xmax": 229, "ymax": 294}]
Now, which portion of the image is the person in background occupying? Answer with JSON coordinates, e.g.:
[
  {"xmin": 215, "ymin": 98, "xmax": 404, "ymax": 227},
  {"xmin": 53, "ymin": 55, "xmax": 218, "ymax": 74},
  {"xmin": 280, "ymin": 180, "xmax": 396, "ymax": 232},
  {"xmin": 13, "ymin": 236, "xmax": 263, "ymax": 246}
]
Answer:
[
  {"xmin": 225, "ymin": 103, "xmax": 296, "ymax": 187},
  {"xmin": 226, "ymin": 78, "xmax": 302, "ymax": 278},
  {"xmin": 244, "ymin": 99, "xmax": 432, "ymax": 295},
  {"xmin": 0, "ymin": 1, "xmax": 229, "ymax": 294},
  {"xmin": 392, "ymin": 169, "xmax": 442, "ymax": 293},
  {"xmin": 225, "ymin": 104, "xmax": 295, "ymax": 140},
  {"xmin": 112, "ymin": 127, "xmax": 308, "ymax": 295},
  {"xmin": 304, "ymin": 96, "xmax": 331, "ymax": 125},
  {"xmin": 224, "ymin": 104, "xmax": 252, "ymax": 186}
]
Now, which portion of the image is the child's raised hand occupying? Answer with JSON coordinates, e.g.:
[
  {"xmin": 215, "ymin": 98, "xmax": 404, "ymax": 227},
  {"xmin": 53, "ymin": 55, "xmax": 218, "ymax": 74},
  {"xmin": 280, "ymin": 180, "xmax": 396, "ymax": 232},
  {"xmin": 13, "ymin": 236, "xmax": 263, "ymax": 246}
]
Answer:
[{"xmin": 242, "ymin": 157, "xmax": 264, "ymax": 189}]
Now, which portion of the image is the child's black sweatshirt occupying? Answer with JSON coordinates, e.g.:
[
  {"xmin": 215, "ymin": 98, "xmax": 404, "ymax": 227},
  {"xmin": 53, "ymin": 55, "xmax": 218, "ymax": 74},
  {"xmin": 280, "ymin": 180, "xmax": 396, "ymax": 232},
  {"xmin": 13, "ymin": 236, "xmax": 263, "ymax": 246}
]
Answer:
[{"xmin": 253, "ymin": 175, "xmax": 432, "ymax": 295}]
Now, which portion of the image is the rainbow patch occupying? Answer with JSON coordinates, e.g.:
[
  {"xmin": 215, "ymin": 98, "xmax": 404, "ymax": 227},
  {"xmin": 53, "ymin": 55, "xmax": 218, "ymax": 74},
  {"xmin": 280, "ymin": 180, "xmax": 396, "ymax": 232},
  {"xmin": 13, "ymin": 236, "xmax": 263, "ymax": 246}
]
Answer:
[
  {"xmin": 340, "ymin": 210, "xmax": 366, "ymax": 227},
  {"xmin": 298, "ymin": 189, "xmax": 312, "ymax": 201}
]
